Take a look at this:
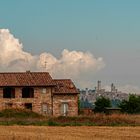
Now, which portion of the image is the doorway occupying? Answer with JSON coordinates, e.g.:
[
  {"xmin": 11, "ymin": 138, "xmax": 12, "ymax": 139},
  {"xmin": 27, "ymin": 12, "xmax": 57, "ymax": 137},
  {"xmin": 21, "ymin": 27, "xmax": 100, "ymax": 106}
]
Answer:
[{"xmin": 61, "ymin": 103, "xmax": 68, "ymax": 116}]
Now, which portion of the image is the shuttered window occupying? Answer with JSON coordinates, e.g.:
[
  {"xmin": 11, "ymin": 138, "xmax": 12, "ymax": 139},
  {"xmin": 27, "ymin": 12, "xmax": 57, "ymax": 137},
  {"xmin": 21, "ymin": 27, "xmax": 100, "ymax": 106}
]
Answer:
[
  {"xmin": 61, "ymin": 103, "xmax": 68, "ymax": 116},
  {"xmin": 42, "ymin": 103, "xmax": 48, "ymax": 114}
]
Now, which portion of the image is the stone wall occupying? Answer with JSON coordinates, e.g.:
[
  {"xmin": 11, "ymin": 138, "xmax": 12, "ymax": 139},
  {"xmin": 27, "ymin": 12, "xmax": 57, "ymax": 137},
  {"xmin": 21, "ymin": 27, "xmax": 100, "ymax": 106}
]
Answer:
[
  {"xmin": 53, "ymin": 94, "xmax": 78, "ymax": 116},
  {"xmin": 33, "ymin": 87, "xmax": 52, "ymax": 115},
  {"xmin": 0, "ymin": 87, "xmax": 78, "ymax": 116},
  {"xmin": 0, "ymin": 87, "xmax": 52, "ymax": 115}
]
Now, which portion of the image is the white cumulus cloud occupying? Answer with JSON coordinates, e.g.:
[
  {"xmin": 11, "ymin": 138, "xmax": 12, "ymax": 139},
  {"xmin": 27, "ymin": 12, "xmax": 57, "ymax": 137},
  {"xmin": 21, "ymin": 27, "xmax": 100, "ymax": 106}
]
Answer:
[
  {"xmin": 0, "ymin": 29, "xmax": 37, "ymax": 71},
  {"xmin": 0, "ymin": 28, "xmax": 105, "ymax": 87},
  {"xmin": 38, "ymin": 49, "xmax": 105, "ymax": 79}
]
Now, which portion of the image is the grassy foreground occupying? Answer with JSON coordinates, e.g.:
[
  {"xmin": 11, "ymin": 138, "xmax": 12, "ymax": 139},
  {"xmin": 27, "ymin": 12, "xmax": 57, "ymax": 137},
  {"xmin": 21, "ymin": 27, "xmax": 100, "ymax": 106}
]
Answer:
[
  {"xmin": 0, "ymin": 126, "xmax": 139, "ymax": 140},
  {"xmin": 0, "ymin": 109, "xmax": 140, "ymax": 126}
]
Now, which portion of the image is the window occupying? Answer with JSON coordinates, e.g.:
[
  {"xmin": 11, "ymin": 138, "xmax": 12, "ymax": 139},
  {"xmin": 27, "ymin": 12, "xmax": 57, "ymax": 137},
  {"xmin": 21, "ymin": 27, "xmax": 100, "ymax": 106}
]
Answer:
[
  {"xmin": 61, "ymin": 103, "xmax": 68, "ymax": 116},
  {"xmin": 42, "ymin": 103, "xmax": 48, "ymax": 114},
  {"xmin": 22, "ymin": 87, "xmax": 34, "ymax": 98},
  {"xmin": 3, "ymin": 87, "xmax": 15, "ymax": 98},
  {"xmin": 24, "ymin": 103, "xmax": 32, "ymax": 110},
  {"xmin": 41, "ymin": 88, "xmax": 47, "ymax": 94}
]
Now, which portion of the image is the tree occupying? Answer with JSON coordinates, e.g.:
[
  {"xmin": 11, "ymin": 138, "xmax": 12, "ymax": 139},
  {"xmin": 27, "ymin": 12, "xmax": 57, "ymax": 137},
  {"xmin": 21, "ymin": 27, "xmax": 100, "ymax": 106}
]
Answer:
[
  {"xmin": 94, "ymin": 96, "xmax": 111, "ymax": 113},
  {"xmin": 78, "ymin": 98, "xmax": 81, "ymax": 114},
  {"xmin": 119, "ymin": 94, "xmax": 140, "ymax": 114}
]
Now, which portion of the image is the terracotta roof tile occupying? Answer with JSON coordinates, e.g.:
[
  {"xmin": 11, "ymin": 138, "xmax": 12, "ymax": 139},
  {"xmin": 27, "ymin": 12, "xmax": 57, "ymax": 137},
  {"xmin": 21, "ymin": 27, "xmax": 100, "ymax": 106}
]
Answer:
[
  {"xmin": 0, "ymin": 72, "xmax": 54, "ymax": 86},
  {"xmin": 0, "ymin": 72, "xmax": 79, "ymax": 94},
  {"xmin": 53, "ymin": 79, "xmax": 79, "ymax": 94}
]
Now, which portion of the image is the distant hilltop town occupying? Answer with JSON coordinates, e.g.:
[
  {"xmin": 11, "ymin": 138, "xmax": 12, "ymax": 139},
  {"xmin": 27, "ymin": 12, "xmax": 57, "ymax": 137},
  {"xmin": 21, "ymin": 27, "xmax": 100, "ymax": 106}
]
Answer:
[{"xmin": 79, "ymin": 81, "xmax": 129, "ymax": 108}]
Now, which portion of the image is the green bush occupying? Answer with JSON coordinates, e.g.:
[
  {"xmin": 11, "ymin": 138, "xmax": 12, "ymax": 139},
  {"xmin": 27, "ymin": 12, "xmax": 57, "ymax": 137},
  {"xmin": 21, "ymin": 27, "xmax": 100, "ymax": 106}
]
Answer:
[
  {"xmin": 48, "ymin": 119, "xmax": 59, "ymax": 126},
  {"xmin": 0, "ymin": 109, "xmax": 41, "ymax": 118},
  {"xmin": 119, "ymin": 94, "xmax": 140, "ymax": 114},
  {"xmin": 94, "ymin": 96, "xmax": 111, "ymax": 113}
]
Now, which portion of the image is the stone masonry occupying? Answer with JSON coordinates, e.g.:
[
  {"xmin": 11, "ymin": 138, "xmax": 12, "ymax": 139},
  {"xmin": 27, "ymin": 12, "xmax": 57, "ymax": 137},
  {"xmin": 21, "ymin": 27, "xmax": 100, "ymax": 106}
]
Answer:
[{"xmin": 0, "ymin": 72, "xmax": 79, "ymax": 116}]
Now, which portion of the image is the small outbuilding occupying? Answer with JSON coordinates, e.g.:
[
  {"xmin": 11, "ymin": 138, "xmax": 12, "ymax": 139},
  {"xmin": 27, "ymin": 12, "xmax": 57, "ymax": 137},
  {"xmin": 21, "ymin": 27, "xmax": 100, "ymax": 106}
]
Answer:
[{"xmin": 105, "ymin": 107, "xmax": 121, "ymax": 114}]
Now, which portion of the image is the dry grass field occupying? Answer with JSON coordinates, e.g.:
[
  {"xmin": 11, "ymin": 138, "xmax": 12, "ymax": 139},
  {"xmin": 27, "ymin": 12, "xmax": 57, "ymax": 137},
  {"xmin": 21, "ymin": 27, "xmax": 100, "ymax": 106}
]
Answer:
[{"xmin": 0, "ymin": 126, "xmax": 139, "ymax": 140}]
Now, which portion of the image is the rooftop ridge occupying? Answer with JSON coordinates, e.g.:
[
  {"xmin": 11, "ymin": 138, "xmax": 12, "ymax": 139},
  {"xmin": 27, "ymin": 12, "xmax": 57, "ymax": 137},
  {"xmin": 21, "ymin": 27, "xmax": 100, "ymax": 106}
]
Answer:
[
  {"xmin": 0, "ymin": 71, "xmax": 49, "ymax": 74},
  {"xmin": 0, "ymin": 71, "xmax": 54, "ymax": 86},
  {"xmin": 53, "ymin": 79, "xmax": 72, "ymax": 81}
]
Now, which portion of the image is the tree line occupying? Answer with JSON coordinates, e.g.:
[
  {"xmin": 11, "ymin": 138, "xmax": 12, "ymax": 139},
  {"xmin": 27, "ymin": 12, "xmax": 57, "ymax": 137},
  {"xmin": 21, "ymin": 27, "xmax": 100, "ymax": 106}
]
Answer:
[{"xmin": 94, "ymin": 94, "xmax": 140, "ymax": 114}]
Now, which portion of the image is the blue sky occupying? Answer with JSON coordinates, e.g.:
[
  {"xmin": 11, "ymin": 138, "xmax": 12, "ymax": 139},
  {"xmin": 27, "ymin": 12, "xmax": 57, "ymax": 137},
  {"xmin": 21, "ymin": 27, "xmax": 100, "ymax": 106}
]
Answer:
[{"xmin": 0, "ymin": 0, "xmax": 140, "ymax": 91}]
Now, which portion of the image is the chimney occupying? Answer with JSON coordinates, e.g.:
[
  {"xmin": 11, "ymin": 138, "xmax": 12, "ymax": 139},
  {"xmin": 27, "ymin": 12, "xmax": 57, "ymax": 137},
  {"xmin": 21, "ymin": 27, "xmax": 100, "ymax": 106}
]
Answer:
[{"xmin": 26, "ymin": 70, "xmax": 31, "ymax": 73}]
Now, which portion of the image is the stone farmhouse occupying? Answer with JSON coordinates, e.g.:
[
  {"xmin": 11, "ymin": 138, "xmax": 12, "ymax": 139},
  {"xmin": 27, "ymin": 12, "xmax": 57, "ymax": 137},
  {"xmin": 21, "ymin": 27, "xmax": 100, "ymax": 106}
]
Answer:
[{"xmin": 0, "ymin": 71, "xmax": 79, "ymax": 116}]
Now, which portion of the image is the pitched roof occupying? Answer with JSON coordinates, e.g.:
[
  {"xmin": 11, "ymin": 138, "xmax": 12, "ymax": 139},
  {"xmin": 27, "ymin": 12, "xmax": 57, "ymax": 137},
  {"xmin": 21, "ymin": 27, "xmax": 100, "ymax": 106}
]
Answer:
[
  {"xmin": 53, "ymin": 79, "xmax": 79, "ymax": 94},
  {"xmin": 0, "ymin": 72, "xmax": 54, "ymax": 86},
  {"xmin": 0, "ymin": 72, "xmax": 79, "ymax": 94}
]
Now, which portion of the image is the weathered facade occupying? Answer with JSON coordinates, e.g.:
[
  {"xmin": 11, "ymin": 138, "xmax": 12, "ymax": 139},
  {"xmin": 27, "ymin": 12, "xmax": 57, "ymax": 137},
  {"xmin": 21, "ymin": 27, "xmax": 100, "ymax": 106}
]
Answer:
[{"xmin": 0, "ymin": 71, "xmax": 79, "ymax": 116}]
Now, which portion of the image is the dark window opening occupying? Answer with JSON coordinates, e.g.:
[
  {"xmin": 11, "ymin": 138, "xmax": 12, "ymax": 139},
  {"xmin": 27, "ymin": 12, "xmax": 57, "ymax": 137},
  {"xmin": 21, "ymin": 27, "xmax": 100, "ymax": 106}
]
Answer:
[
  {"xmin": 3, "ymin": 87, "xmax": 15, "ymax": 98},
  {"xmin": 25, "ymin": 103, "xmax": 32, "ymax": 110},
  {"xmin": 22, "ymin": 87, "xmax": 34, "ymax": 98}
]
